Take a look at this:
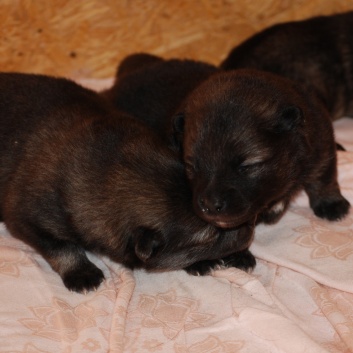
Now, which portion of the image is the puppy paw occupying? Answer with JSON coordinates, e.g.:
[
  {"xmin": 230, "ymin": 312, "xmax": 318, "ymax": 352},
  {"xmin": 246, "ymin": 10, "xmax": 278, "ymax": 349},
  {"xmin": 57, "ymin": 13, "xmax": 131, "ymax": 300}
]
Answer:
[
  {"xmin": 221, "ymin": 249, "xmax": 256, "ymax": 272},
  {"xmin": 313, "ymin": 197, "xmax": 350, "ymax": 221},
  {"xmin": 184, "ymin": 249, "xmax": 256, "ymax": 276},
  {"xmin": 63, "ymin": 263, "xmax": 105, "ymax": 293},
  {"xmin": 184, "ymin": 259, "xmax": 224, "ymax": 276}
]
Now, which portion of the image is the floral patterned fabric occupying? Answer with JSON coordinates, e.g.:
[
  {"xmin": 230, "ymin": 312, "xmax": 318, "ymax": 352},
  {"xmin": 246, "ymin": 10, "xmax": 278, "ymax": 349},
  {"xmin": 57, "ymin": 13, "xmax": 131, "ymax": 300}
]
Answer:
[{"xmin": 1, "ymin": 80, "xmax": 353, "ymax": 352}]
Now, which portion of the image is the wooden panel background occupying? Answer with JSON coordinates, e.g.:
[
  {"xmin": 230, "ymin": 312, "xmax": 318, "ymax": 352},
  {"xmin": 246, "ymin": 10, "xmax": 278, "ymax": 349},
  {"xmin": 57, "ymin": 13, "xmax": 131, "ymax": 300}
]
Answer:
[{"xmin": 1, "ymin": 0, "xmax": 352, "ymax": 79}]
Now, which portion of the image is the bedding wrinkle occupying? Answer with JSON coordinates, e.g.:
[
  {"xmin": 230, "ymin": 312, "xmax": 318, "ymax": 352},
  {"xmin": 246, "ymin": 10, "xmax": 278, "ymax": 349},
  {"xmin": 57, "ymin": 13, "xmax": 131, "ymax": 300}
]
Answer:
[
  {"xmin": 311, "ymin": 285, "xmax": 353, "ymax": 352},
  {"xmin": 238, "ymin": 308, "xmax": 331, "ymax": 353},
  {"xmin": 107, "ymin": 266, "xmax": 136, "ymax": 353}
]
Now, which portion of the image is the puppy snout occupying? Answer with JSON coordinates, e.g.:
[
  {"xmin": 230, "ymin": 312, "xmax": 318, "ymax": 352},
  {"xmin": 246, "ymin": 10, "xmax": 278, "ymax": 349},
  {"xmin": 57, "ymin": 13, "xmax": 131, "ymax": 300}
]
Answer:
[{"xmin": 199, "ymin": 195, "xmax": 227, "ymax": 214}]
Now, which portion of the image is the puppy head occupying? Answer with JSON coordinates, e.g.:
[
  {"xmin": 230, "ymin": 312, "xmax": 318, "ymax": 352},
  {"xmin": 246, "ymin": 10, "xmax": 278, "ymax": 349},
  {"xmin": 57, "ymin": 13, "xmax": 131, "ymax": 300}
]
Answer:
[
  {"xmin": 116, "ymin": 121, "xmax": 255, "ymax": 269},
  {"xmin": 178, "ymin": 69, "xmax": 310, "ymax": 228}
]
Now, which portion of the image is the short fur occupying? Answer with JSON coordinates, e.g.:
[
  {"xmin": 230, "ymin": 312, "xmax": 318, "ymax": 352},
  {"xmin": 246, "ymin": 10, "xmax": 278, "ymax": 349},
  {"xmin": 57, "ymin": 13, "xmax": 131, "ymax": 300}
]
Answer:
[
  {"xmin": 106, "ymin": 56, "xmax": 349, "ymax": 228},
  {"xmin": 0, "ymin": 73, "xmax": 255, "ymax": 293},
  {"xmin": 180, "ymin": 69, "xmax": 349, "ymax": 227},
  {"xmin": 102, "ymin": 54, "xmax": 218, "ymax": 148},
  {"xmin": 221, "ymin": 11, "xmax": 353, "ymax": 120}
]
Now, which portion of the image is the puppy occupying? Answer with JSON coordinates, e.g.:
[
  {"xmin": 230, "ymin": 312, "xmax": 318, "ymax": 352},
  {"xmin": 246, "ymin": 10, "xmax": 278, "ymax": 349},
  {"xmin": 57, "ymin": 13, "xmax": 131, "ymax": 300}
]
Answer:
[
  {"xmin": 179, "ymin": 69, "xmax": 350, "ymax": 227},
  {"xmin": 102, "ymin": 53, "xmax": 218, "ymax": 148},
  {"xmin": 0, "ymin": 73, "xmax": 255, "ymax": 293},
  {"xmin": 105, "ymin": 56, "xmax": 349, "ymax": 228},
  {"xmin": 221, "ymin": 11, "xmax": 353, "ymax": 121}
]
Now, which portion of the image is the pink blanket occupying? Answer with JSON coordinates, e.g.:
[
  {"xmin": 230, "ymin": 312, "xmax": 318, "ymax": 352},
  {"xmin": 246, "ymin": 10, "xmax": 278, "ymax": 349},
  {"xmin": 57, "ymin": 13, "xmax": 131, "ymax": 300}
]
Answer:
[{"xmin": 1, "ymin": 80, "xmax": 353, "ymax": 353}]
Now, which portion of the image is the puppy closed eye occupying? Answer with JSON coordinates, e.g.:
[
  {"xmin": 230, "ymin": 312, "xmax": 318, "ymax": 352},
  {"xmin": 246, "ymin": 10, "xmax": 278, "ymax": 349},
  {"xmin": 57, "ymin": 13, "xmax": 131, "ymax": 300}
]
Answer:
[
  {"xmin": 234, "ymin": 159, "xmax": 264, "ymax": 174},
  {"xmin": 238, "ymin": 163, "xmax": 259, "ymax": 174},
  {"xmin": 237, "ymin": 163, "xmax": 252, "ymax": 173}
]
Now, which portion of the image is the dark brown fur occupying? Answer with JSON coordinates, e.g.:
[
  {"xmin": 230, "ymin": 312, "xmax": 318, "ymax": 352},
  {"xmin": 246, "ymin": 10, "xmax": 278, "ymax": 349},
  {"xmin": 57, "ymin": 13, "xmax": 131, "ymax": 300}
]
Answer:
[
  {"xmin": 105, "ymin": 56, "xmax": 349, "ymax": 228},
  {"xmin": 221, "ymin": 11, "xmax": 353, "ymax": 120},
  {"xmin": 102, "ymin": 53, "xmax": 218, "ymax": 149},
  {"xmin": 0, "ymin": 73, "xmax": 255, "ymax": 293},
  {"xmin": 180, "ymin": 69, "xmax": 349, "ymax": 227}
]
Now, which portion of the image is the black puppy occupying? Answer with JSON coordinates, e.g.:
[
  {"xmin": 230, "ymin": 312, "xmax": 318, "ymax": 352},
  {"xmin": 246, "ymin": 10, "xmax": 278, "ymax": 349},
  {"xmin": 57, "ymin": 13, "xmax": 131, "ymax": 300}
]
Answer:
[
  {"xmin": 105, "ymin": 56, "xmax": 349, "ymax": 228},
  {"xmin": 0, "ymin": 73, "xmax": 255, "ymax": 293},
  {"xmin": 179, "ymin": 69, "xmax": 350, "ymax": 227},
  {"xmin": 103, "ymin": 53, "xmax": 218, "ymax": 149},
  {"xmin": 221, "ymin": 11, "xmax": 353, "ymax": 121}
]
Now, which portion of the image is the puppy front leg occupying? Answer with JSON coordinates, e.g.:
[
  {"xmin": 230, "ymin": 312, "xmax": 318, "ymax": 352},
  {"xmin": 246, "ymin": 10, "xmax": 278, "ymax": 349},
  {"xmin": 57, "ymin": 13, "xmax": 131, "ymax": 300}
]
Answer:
[
  {"xmin": 8, "ymin": 222, "xmax": 104, "ymax": 293},
  {"xmin": 184, "ymin": 221, "xmax": 256, "ymax": 276},
  {"xmin": 305, "ymin": 161, "xmax": 350, "ymax": 221},
  {"xmin": 184, "ymin": 248, "xmax": 256, "ymax": 276},
  {"xmin": 50, "ymin": 242, "xmax": 105, "ymax": 293}
]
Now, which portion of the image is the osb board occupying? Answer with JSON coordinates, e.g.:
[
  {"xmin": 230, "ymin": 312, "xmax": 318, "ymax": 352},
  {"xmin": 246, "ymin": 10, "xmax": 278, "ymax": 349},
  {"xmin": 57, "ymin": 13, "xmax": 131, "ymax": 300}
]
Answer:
[{"xmin": 1, "ymin": 0, "xmax": 353, "ymax": 79}]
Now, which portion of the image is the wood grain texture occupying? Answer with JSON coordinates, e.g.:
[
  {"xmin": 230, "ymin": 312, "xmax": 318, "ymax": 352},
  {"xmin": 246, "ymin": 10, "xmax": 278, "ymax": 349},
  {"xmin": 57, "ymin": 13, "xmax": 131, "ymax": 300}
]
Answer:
[{"xmin": 1, "ymin": 0, "xmax": 352, "ymax": 78}]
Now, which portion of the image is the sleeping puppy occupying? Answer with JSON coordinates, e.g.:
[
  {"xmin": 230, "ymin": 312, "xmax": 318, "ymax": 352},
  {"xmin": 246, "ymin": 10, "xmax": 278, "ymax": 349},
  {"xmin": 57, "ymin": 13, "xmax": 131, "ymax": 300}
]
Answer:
[
  {"xmin": 221, "ymin": 11, "xmax": 353, "ymax": 121},
  {"xmin": 179, "ymin": 69, "xmax": 350, "ymax": 227},
  {"xmin": 0, "ymin": 73, "xmax": 255, "ymax": 293},
  {"xmin": 105, "ymin": 56, "xmax": 349, "ymax": 228},
  {"xmin": 102, "ymin": 53, "xmax": 218, "ymax": 149}
]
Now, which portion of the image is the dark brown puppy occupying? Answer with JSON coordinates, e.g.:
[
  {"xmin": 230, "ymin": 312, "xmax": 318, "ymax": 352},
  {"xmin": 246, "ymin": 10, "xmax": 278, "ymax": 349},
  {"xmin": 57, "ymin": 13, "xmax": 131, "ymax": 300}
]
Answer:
[
  {"xmin": 180, "ymin": 69, "xmax": 349, "ymax": 227},
  {"xmin": 104, "ymin": 55, "xmax": 349, "ymax": 228},
  {"xmin": 0, "ymin": 73, "xmax": 255, "ymax": 293},
  {"xmin": 102, "ymin": 53, "xmax": 218, "ymax": 149},
  {"xmin": 221, "ymin": 11, "xmax": 353, "ymax": 121}
]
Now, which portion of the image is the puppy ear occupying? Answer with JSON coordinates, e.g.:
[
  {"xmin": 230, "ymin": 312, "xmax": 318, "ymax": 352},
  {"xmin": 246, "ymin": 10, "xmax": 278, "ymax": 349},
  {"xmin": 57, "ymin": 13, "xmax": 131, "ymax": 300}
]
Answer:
[
  {"xmin": 134, "ymin": 227, "xmax": 165, "ymax": 262},
  {"xmin": 170, "ymin": 112, "xmax": 185, "ymax": 151},
  {"xmin": 275, "ymin": 105, "xmax": 303, "ymax": 132}
]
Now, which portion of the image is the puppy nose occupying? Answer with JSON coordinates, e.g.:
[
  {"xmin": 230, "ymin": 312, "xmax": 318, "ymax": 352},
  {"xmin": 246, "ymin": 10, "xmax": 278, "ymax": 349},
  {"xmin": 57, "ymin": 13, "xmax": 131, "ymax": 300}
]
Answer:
[{"xmin": 199, "ymin": 196, "xmax": 226, "ymax": 214}]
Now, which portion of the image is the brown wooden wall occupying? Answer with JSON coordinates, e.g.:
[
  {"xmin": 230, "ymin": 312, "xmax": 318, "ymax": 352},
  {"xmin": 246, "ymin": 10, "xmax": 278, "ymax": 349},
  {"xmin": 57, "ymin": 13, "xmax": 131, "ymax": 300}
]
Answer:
[{"xmin": 1, "ymin": 0, "xmax": 352, "ymax": 79}]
